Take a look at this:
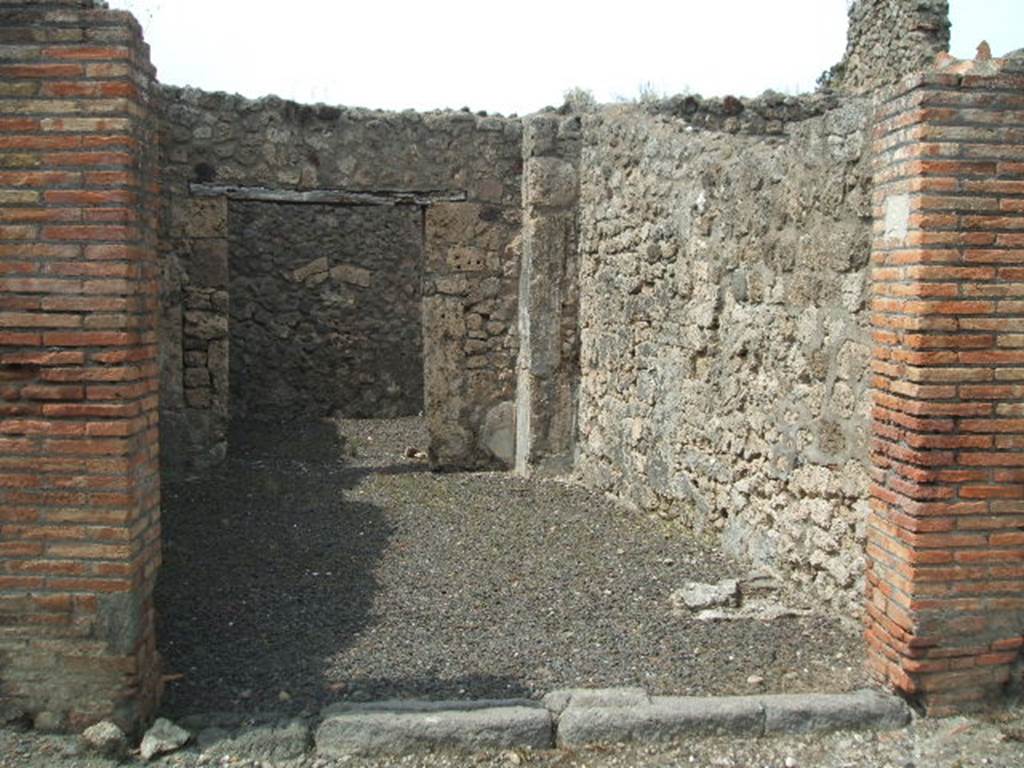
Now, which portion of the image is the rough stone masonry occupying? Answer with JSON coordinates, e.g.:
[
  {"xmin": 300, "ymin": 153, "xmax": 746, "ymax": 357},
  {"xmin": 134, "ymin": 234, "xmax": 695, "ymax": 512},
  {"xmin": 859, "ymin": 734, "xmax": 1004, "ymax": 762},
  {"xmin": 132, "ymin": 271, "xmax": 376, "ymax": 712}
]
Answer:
[
  {"xmin": 0, "ymin": 0, "xmax": 1022, "ymax": 733},
  {"xmin": 156, "ymin": 86, "xmax": 523, "ymax": 470},
  {"xmin": 574, "ymin": 95, "xmax": 874, "ymax": 616},
  {"xmin": 226, "ymin": 201, "xmax": 424, "ymax": 422}
]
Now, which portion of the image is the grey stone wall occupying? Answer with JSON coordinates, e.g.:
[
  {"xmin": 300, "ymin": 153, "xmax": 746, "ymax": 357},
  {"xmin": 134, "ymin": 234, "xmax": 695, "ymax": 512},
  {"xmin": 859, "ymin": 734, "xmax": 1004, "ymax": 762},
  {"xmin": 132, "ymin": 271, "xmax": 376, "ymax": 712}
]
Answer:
[
  {"xmin": 160, "ymin": 195, "xmax": 230, "ymax": 469},
  {"xmin": 644, "ymin": 90, "xmax": 842, "ymax": 136},
  {"xmin": 830, "ymin": 0, "xmax": 950, "ymax": 93},
  {"xmin": 422, "ymin": 202, "xmax": 521, "ymax": 468},
  {"xmin": 574, "ymin": 99, "xmax": 874, "ymax": 613},
  {"xmin": 157, "ymin": 86, "xmax": 523, "ymax": 469},
  {"xmin": 228, "ymin": 201, "xmax": 423, "ymax": 421}
]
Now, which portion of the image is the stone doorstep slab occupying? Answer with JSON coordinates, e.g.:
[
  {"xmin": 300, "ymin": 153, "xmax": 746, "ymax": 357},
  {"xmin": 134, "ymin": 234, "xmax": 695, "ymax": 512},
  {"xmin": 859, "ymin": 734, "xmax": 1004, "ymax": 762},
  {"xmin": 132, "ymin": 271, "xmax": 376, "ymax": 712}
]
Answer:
[
  {"xmin": 543, "ymin": 686, "xmax": 652, "ymax": 715},
  {"xmin": 555, "ymin": 689, "xmax": 911, "ymax": 747},
  {"xmin": 313, "ymin": 688, "xmax": 911, "ymax": 757},
  {"xmin": 762, "ymin": 689, "xmax": 911, "ymax": 735},
  {"xmin": 555, "ymin": 694, "xmax": 765, "ymax": 746},
  {"xmin": 315, "ymin": 701, "xmax": 554, "ymax": 757}
]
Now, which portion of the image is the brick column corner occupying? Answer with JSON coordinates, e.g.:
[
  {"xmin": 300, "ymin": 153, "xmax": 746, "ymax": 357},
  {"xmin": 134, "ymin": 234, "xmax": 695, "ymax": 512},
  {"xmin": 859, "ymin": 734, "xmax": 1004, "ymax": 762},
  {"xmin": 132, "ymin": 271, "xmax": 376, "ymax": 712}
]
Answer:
[
  {"xmin": 867, "ymin": 51, "xmax": 1024, "ymax": 714},
  {"xmin": 0, "ymin": 0, "xmax": 162, "ymax": 731}
]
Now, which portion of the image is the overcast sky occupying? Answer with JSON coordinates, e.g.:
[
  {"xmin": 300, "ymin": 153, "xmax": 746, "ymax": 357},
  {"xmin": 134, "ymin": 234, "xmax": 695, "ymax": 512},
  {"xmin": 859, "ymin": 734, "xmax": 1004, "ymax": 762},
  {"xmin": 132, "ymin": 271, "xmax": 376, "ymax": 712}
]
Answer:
[{"xmin": 107, "ymin": 0, "xmax": 1023, "ymax": 115}]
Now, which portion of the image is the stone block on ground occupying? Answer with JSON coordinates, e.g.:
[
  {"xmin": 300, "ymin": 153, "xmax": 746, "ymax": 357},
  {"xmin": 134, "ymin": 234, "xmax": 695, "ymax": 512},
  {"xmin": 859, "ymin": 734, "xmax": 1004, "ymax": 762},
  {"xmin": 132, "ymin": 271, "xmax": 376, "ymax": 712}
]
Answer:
[
  {"xmin": 315, "ymin": 700, "xmax": 554, "ymax": 756},
  {"xmin": 762, "ymin": 689, "xmax": 911, "ymax": 735},
  {"xmin": 140, "ymin": 718, "xmax": 191, "ymax": 761},
  {"xmin": 80, "ymin": 720, "xmax": 127, "ymax": 759},
  {"xmin": 198, "ymin": 719, "xmax": 310, "ymax": 762},
  {"xmin": 543, "ymin": 687, "xmax": 651, "ymax": 715},
  {"xmin": 670, "ymin": 579, "xmax": 740, "ymax": 611},
  {"xmin": 556, "ymin": 695, "xmax": 764, "ymax": 746}
]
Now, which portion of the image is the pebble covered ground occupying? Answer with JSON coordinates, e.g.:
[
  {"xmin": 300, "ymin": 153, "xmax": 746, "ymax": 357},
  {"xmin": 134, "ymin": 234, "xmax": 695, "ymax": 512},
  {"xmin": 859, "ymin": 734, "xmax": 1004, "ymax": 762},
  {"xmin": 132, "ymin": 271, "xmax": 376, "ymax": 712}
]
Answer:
[
  {"xmin": 3, "ymin": 708, "xmax": 1024, "ymax": 767},
  {"xmin": 4, "ymin": 416, "xmax": 1023, "ymax": 766},
  {"xmin": 154, "ymin": 416, "xmax": 864, "ymax": 719}
]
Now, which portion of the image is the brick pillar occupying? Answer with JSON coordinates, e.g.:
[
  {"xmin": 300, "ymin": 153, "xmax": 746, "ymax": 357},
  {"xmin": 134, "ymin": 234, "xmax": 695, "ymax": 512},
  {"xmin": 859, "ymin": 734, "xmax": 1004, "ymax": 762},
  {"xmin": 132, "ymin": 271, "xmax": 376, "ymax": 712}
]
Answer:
[
  {"xmin": 868, "ymin": 53, "xmax": 1024, "ymax": 714},
  {"xmin": 0, "ymin": 1, "xmax": 161, "ymax": 731}
]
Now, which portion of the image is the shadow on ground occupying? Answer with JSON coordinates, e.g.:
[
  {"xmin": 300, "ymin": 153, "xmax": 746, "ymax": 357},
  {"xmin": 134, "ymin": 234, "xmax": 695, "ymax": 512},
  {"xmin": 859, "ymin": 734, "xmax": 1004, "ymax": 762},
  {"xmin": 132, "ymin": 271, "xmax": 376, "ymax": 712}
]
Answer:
[
  {"xmin": 156, "ymin": 419, "xmax": 395, "ymax": 717},
  {"xmin": 157, "ymin": 417, "xmax": 866, "ymax": 720}
]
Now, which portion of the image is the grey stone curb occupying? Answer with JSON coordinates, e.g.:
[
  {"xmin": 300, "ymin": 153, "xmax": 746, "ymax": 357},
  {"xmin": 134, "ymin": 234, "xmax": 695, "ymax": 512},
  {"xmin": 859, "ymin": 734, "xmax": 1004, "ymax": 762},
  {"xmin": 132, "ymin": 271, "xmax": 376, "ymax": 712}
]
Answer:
[
  {"xmin": 313, "ymin": 687, "xmax": 911, "ymax": 756},
  {"xmin": 315, "ymin": 699, "xmax": 554, "ymax": 757},
  {"xmin": 553, "ymin": 688, "xmax": 911, "ymax": 747}
]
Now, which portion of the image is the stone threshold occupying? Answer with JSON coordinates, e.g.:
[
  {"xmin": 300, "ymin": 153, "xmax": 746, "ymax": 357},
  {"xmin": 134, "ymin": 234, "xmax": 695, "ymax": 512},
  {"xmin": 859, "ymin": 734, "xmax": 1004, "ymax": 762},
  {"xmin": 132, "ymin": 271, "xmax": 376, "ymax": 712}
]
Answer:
[{"xmin": 312, "ymin": 687, "xmax": 911, "ymax": 758}]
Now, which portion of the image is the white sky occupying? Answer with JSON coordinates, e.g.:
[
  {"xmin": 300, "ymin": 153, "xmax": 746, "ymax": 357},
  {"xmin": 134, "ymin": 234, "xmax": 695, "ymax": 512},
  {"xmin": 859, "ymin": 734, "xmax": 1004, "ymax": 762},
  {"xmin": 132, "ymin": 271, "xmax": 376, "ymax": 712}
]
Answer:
[{"xmin": 107, "ymin": 0, "xmax": 1023, "ymax": 115}]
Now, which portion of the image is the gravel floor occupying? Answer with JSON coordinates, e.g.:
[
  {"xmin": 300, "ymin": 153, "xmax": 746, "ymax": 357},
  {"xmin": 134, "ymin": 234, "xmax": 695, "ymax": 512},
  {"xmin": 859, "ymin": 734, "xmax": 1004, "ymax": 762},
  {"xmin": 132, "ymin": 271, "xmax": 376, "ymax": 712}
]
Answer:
[
  {"xmin": 5, "ymin": 708, "xmax": 1024, "ymax": 768},
  {"xmin": 156, "ymin": 417, "xmax": 865, "ymax": 719}
]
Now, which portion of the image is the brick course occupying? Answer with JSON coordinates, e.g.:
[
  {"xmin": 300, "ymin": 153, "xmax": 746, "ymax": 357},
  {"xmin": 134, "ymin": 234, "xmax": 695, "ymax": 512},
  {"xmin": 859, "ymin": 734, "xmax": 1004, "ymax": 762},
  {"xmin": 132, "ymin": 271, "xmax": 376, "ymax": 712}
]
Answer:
[
  {"xmin": 0, "ymin": 0, "xmax": 160, "ymax": 731},
  {"xmin": 1, "ymin": 0, "xmax": 1020, "ymax": 730},
  {"xmin": 867, "ymin": 54, "xmax": 1024, "ymax": 714}
]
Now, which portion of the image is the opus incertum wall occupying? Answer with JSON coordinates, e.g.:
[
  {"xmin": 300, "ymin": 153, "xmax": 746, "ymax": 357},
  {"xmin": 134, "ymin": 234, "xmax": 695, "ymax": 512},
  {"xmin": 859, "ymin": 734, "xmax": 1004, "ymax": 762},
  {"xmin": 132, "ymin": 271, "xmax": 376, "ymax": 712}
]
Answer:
[
  {"xmin": 0, "ymin": 0, "xmax": 1022, "ymax": 734},
  {"xmin": 156, "ymin": 88, "xmax": 524, "ymax": 472},
  {"xmin": 0, "ymin": 0, "xmax": 161, "ymax": 731}
]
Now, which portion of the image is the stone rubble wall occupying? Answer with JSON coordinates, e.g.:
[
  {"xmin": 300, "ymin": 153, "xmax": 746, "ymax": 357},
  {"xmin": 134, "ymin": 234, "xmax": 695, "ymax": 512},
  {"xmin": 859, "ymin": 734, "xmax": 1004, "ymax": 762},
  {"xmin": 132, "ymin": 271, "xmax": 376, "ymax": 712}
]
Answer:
[
  {"xmin": 831, "ymin": 0, "xmax": 950, "ymax": 94},
  {"xmin": 644, "ymin": 90, "xmax": 842, "ymax": 136},
  {"xmin": 156, "ymin": 86, "xmax": 523, "ymax": 469},
  {"xmin": 160, "ymin": 193, "xmax": 228, "ymax": 467},
  {"xmin": 574, "ymin": 100, "xmax": 874, "ymax": 614},
  {"xmin": 422, "ymin": 200, "xmax": 521, "ymax": 468},
  {"xmin": 227, "ymin": 201, "xmax": 423, "ymax": 421}
]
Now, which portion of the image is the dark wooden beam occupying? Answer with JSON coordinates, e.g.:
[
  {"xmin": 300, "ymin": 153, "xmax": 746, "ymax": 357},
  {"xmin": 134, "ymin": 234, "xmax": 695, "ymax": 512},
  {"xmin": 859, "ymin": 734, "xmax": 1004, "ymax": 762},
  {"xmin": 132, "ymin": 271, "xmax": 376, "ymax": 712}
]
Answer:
[{"xmin": 189, "ymin": 183, "xmax": 468, "ymax": 206}]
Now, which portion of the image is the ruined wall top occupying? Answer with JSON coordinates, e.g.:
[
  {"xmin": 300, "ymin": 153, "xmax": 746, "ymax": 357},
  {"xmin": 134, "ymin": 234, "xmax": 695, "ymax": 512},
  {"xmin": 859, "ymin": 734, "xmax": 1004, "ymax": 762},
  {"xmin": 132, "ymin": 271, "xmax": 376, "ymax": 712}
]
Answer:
[
  {"xmin": 830, "ymin": 0, "xmax": 950, "ymax": 93},
  {"xmin": 0, "ymin": 0, "xmax": 107, "ymax": 8},
  {"xmin": 639, "ymin": 90, "xmax": 844, "ymax": 136}
]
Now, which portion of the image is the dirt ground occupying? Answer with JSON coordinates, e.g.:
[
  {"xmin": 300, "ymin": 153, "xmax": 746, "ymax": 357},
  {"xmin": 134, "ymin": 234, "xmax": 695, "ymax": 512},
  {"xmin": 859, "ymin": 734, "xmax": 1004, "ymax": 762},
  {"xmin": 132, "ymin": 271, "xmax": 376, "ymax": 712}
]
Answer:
[
  {"xmin": 155, "ymin": 417, "xmax": 864, "ymax": 718},
  {"xmin": 2, "ymin": 416, "xmax": 1022, "ymax": 766},
  {"xmin": 3, "ymin": 706, "xmax": 1024, "ymax": 767}
]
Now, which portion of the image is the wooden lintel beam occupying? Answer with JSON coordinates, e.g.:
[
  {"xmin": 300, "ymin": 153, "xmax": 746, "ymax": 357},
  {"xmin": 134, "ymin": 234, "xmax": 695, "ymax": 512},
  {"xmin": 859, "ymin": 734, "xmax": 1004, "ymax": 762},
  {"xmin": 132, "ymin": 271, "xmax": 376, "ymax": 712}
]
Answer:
[{"xmin": 188, "ymin": 183, "xmax": 468, "ymax": 206}]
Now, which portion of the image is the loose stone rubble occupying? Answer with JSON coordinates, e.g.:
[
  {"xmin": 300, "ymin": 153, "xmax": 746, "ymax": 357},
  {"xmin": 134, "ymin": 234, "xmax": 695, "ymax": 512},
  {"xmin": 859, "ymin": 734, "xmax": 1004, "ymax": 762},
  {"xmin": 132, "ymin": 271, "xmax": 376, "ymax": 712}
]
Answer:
[
  {"xmin": 140, "ymin": 719, "xmax": 191, "ymax": 762},
  {"xmin": 80, "ymin": 720, "xmax": 128, "ymax": 760}
]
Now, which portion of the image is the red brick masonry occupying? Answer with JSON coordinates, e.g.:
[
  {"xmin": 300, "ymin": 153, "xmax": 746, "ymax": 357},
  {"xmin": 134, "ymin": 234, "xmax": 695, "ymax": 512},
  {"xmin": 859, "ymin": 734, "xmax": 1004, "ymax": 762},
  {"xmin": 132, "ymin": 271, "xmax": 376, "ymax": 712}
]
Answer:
[
  {"xmin": 0, "ymin": 0, "xmax": 161, "ymax": 730},
  {"xmin": 868, "ymin": 54, "xmax": 1024, "ymax": 714},
  {"xmin": 1, "ymin": 2, "xmax": 1022, "ymax": 731}
]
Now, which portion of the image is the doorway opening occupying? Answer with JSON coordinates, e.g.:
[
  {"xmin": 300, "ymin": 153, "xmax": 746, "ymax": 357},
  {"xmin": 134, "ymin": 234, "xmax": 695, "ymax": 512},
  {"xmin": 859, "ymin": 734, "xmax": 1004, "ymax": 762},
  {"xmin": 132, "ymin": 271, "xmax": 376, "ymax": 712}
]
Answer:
[{"xmin": 227, "ymin": 199, "xmax": 425, "ymax": 425}]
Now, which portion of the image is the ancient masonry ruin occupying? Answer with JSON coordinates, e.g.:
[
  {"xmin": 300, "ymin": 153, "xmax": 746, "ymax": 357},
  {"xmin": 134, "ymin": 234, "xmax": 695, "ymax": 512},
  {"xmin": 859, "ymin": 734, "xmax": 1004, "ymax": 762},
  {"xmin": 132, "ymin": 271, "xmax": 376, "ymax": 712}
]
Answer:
[{"xmin": 0, "ymin": 0, "xmax": 1022, "ymax": 732}]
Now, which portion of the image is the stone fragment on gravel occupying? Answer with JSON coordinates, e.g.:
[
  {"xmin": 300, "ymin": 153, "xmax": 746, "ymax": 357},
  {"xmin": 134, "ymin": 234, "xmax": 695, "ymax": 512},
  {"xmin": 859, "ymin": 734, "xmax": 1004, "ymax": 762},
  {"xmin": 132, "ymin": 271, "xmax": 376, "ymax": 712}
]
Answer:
[
  {"xmin": 140, "ymin": 718, "xmax": 191, "ymax": 761},
  {"xmin": 694, "ymin": 598, "xmax": 812, "ymax": 622},
  {"xmin": 315, "ymin": 700, "xmax": 554, "ymax": 756},
  {"xmin": 80, "ymin": 720, "xmax": 127, "ymax": 759},
  {"xmin": 670, "ymin": 579, "xmax": 739, "ymax": 611},
  {"xmin": 762, "ymin": 689, "xmax": 911, "ymax": 734},
  {"xmin": 739, "ymin": 570, "xmax": 783, "ymax": 598}
]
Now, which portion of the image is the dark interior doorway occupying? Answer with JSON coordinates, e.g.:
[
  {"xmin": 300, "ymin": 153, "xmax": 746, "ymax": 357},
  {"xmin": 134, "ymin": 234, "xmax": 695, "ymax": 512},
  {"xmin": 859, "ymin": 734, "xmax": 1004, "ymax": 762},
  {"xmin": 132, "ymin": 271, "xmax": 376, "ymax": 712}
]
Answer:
[{"xmin": 227, "ymin": 200, "xmax": 425, "ymax": 424}]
